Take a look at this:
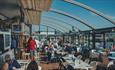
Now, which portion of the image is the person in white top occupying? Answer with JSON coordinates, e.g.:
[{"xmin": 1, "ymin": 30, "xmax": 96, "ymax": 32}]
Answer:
[
  {"xmin": 34, "ymin": 38, "xmax": 39, "ymax": 48},
  {"xmin": 34, "ymin": 37, "xmax": 40, "ymax": 58}
]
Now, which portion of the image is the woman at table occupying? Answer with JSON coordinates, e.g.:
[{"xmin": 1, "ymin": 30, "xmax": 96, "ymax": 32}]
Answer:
[
  {"xmin": 1, "ymin": 62, "xmax": 9, "ymax": 70},
  {"xmin": 4, "ymin": 54, "xmax": 21, "ymax": 70},
  {"xmin": 28, "ymin": 37, "xmax": 37, "ymax": 61}
]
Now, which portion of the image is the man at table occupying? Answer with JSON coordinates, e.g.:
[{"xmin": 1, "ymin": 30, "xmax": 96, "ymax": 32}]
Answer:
[{"xmin": 64, "ymin": 43, "xmax": 73, "ymax": 54}]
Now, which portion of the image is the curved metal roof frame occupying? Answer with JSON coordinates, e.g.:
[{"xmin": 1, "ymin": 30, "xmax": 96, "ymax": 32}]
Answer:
[
  {"xmin": 23, "ymin": 8, "xmax": 95, "ymax": 30},
  {"xmin": 43, "ymin": 19, "xmax": 70, "ymax": 30},
  {"xmin": 64, "ymin": 0, "xmax": 115, "ymax": 25},
  {"xmin": 42, "ymin": 23, "xmax": 67, "ymax": 32},
  {"xmin": 42, "ymin": 18, "xmax": 81, "ymax": 31},
  {"xmin": 43, "ymin": 16, "xmax": 81, "ymax": 31},
  {"xmin": 40, "ymin": 24, "xmax": 64, "ymax": 33},
  {"xmin": 42, "ymin": 20, "xmax": 69, "ymax": 32},
  {"xmin": 50, "ymin": 8, "xmax": 95, "ymax": 30}
]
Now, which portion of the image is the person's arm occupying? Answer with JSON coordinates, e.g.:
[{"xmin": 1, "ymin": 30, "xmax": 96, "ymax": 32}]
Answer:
[
  {"xmin": 34, "ymin": 40, "xmax": 37, "ymax": 49},
  {"xmin": 12, "ymin": 60, "xmax": 21, "ymax": 68},
  {"xmin": 1, "ymin": 62, "xmax": 9, "ymax": 70}
]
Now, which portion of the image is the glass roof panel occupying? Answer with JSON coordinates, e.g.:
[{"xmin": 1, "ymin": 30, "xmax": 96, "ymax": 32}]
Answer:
[
  {"xmin": 1, "ymin": 0, "xmax": 114, "ymax": 32},
  {"xmin": 42, "ymin": 11, "xmax": 91, "ymax": 31},
  {"xmin": 40, "ymin": 0, "xmax": 115, "ymax": 31}
]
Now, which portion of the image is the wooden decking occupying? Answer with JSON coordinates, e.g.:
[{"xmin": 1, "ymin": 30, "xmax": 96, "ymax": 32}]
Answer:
[{"xmin": 39, "ymin": 63, "xmax": 59, "ymax": 70}]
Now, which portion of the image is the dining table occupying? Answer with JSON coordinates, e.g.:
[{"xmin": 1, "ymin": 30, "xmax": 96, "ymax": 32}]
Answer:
[{"xmin": 63, "ymin": 54, "xmax": 92, "ymax": 70}]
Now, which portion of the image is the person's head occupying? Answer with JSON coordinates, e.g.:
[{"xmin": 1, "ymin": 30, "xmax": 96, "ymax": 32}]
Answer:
[
  {"xmin": 29, "ymin": 37, "xmax": 33, "ymax": 40},
  {"xmin": 28, "ymin": 37, "xmax": 33, "ymax": 43},
  {"xmin": 27, "ymin": 61, "xmax": 38, "ymax": 70},
  {"xmin": 4, "ymin": 54, "xmax": 12, "ymax": 64}
]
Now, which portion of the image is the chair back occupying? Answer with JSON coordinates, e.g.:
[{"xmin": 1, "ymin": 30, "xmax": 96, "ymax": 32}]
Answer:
[
  {"xmin": 66, "ymin": 65, "xmax": 74, "ymax": 70},
  {"xmin": 77, "ymin": 55, "xmax": 82, "ymax": 59},
  {"xmin": 84, "ymin": 59, "xmax": 90, "ymax": 64},
  {"xmin": 59, "ymin": 58, "xmax": 66, "ymax": 70},
  {"xmin": 90, "ymin": 61, "xmax": 97, "ymax": 66},
  {"xmin": 107, "ymin": 61, "xmax": 114, "ymax": 67},
  {"xmin": 107, "ymin": 65, "xmax": 115, "ymax": 70}
]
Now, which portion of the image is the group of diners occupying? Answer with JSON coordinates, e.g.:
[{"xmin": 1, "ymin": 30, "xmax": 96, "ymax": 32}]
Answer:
[
  {"xmin": 39, "ymin": 40, "xmax": 115, "ymax": 70},
  {"xmin": 0, "ymin": 54, "xmax": 41, "ymax": 70}
]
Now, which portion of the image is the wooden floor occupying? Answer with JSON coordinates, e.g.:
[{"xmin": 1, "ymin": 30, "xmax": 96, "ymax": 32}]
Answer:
[
  {"xmin": 39, "ymin": 62, "xmax": 59, "ymax": 70},
  {"xmin": 39, "ymin": 62, "xmax": 96, "ymax": 70},
  {"xmin": 38, "ymin": 52, "xmax": 97, "ymax": 70},
  {"xmin": 39, "ymin": 52, "xmax": 60, "ymax": 70}
]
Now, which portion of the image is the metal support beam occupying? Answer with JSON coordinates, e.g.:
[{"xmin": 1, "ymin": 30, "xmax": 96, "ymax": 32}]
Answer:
[
  {"xmin": 29, "ymin": 24, "xmax": 32, "ymax": 36},
  {"xmin": 78, "ymin": 35, "xmax": 80, "ymax": 45},
  {"xmin": 46, "ymin": 26, "xmax": 48, "ymax": 36},
  {"xmin": 88, "ymin": 33, "xmax": 90, "ymax": 47},
  {"xmin": 62, "ymin": 34, "xmax": 65, "ymax": 43},
  {"xmin": 103, "ymin": 33, "xmax": 106, "ymax": 49},
  {"xmin": 92, "ymin": 31, "xmax": 96, "ymax": 49}
]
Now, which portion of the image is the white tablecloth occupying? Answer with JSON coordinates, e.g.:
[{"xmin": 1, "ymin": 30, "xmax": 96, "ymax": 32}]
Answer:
[{"xmin": 63, "ymin": 55, "xmax": 92, "ymax": 69}]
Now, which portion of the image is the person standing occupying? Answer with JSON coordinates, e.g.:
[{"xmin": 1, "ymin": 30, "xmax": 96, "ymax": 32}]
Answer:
[
  {"xmin": 11, "ymin": 36, "xmax": 17, "ymax": 59},
  {"xmin": 34, "ymin": 37, "xmax": 40, "ymax": 52},
  {"xmin": 28, "ymin": 37, "xmax": 37, "ymax": 61},
  {"xmin": 34, "ymin": 37, "xmax": 40, "ymax": 59}
]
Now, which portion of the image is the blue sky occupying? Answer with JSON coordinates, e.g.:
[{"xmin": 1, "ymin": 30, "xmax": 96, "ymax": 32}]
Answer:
[{"xmin": 33, "ymin": 0, "xmax": 115, "ymax": 32}]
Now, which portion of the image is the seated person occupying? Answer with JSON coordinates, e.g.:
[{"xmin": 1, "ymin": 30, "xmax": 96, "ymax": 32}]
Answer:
[
  {"xmin": 64, "ymin": 45, "xmax": 73, "ymax": 54},
  {"xmin": 108, "ymin": 66, "xmax": 115, "ymax": 70},
  {"xmin": 4, "ymin": 54, "xmax": 21, "ymax": 70},
  {"xmin": 27, "ymin": 61, "xmax": 38, "ymax": 70}
]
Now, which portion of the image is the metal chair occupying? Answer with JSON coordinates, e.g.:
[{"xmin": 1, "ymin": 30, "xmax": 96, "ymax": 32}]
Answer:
[
  {"xmin": 77, "ymin": 55, "xmax": 82, "ymax": 59},
  {"xmin": 84, "ymin": 59, "xmax": 90, "ymax": 64},
  {"xmin": 90, "ymin": 61, "xmax": 97, "ymax": 66},
  {"xmin": 107, "ymin": 61, "xmax": 114, "ymax": 68},
  {"xmin": 66, "ymin": 65, "xmax": 74, "ymax": 70},
  {"xmin": 58, "ymin": 58, "xmax": 66, "ymax": 70}
]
